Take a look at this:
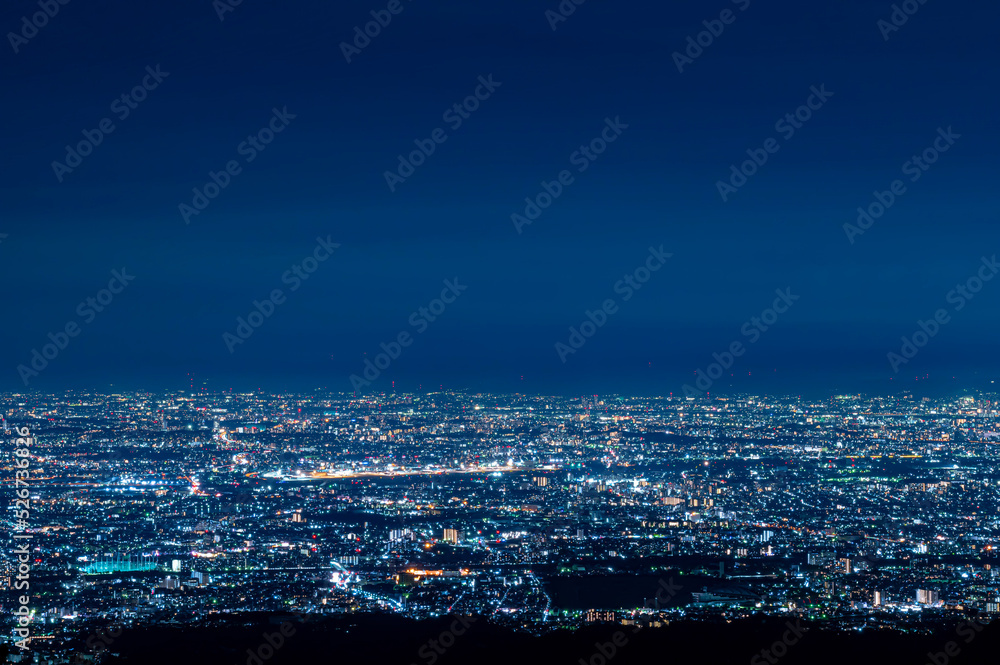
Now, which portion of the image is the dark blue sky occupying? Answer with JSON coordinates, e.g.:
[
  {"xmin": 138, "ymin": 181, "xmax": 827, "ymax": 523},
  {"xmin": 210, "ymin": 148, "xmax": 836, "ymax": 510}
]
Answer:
[{"xmin": 1, "ymin": 0, "xmax": 998, "ymax": 396}]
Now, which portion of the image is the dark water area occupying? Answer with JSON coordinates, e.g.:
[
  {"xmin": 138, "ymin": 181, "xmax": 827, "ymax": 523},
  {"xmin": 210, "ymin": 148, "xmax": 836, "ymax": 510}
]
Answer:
[{"xmin": 544, "ymin": 573, "xmax": 719, "ymax": 610}]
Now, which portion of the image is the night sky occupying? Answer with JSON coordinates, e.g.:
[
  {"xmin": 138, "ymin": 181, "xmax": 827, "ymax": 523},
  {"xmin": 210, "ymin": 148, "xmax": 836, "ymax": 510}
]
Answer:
[{"xmin": 2, "ymin": 0, "xmax": 998, "ymax": 396}]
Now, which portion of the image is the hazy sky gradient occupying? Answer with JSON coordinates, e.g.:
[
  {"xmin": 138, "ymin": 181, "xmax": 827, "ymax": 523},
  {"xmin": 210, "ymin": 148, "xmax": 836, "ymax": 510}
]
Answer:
[{"xmin": 2, "ymin": 0, "xmax": 998, "ymax": 395}]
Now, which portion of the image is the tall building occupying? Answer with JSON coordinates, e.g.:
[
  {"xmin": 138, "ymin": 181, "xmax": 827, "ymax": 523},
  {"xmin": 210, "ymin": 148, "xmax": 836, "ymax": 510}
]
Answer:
[
  {"xmin": 443, "ymin": 528, "xmax": 461, "ymax": 544},
  {"xmin": 916, "ymin": 589, "xmax": 939, "ymax": 605},
  {"xmin": 159, "ymin": 577, "xmax": 181, "ymax": 590}
]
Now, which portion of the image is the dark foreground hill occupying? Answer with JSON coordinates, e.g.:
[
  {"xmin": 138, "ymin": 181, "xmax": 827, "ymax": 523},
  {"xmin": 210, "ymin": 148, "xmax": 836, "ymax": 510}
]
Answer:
[{"xmin": 91, "ymin": 612, "xmax": 997, "ymax": 665}]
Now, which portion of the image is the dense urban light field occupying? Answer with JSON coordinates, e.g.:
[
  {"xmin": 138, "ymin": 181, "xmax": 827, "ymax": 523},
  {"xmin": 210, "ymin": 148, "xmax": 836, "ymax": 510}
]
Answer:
[{"xmin": 4, "ymin": 390, "xmax": 1000, "ymax": 658}]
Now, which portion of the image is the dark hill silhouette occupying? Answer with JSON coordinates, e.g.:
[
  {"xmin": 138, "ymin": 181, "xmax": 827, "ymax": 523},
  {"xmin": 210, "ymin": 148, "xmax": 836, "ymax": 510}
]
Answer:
[{"xmin": 92, "ymin": 612, "xmax": 998, "ymax": 665}]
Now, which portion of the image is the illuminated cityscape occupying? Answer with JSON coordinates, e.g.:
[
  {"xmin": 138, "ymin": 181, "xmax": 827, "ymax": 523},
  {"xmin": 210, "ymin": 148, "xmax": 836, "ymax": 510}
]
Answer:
[
  {"xmin": 4, "ymin": 389, "xmax": 1000, "ymax": 660},
  {"xmin": 4, "ymin": 0, "xmax": 999, "ymax": 662}
]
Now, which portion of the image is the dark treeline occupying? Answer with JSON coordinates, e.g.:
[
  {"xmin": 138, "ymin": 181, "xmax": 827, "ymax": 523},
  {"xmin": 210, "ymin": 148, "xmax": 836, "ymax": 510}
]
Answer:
[{"xmin": 86, "ymin": 611, "xmax": 997, "ymax": 665}]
